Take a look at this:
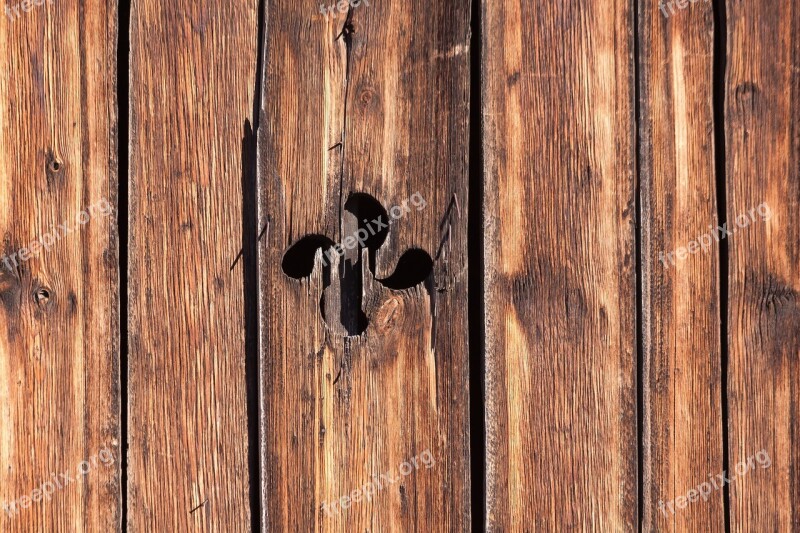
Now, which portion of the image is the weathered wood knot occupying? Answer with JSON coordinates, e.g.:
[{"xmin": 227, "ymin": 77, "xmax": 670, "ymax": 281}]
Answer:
[{"xmin": 33, "ymin": 286, "xmax": 51, "ymax": 307}]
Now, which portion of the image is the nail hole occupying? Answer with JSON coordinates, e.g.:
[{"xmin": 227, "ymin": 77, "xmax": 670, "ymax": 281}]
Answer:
[{"xmin": 45, "ymin": 151, "xmax": 64, "ymax": 184}]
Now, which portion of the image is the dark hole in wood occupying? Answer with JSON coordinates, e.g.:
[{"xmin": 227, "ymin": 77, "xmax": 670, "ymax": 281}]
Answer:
[
  {"xmin": 34, "ymin": 287, "xmax": 51, "ymax": 305},
  {"xmin": 280, "ymin": 234, "xmax": 334, "ymax": 279},
  {"xmin": 338, "ymin": 193, "xmax": 390, "ymax": 335},
  {"xmin": 45, "ymin": 151, "xmax": 63, "ymax": 189},
  {"xmin": 378, "ymin": 248, "xmax": 433, "ymax": 290},
  {"xmin": 338, "ymin": 256, "xmax": 368, "ymax": 335}
]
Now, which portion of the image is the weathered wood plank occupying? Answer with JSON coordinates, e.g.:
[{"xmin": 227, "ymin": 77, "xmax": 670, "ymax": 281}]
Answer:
[
  {"xmin": 726, "ymin": 0, "xmax": 800, "ymax": 529},
  {"xmin": 481, "ymin": 1, "xmax": 637, "ymax": 529},
  {"xmin": 0, "ymin": 0, "xmax": 121, "ymax": 530},
  {"xmin": 638, "ymin": 0, "xmax": 725, "ymax": 529},
  {"xmin": 257, "ymin": 1, "xmax": 472, "ymax": 529},
  {"xmin": 128, "ymin": 0, "xmax": 257, "ymax": 529}
]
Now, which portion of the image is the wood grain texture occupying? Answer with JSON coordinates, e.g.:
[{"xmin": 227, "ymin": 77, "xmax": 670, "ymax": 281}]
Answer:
[
  {"xmin": 257, "ymin": 0, "xmax": 471, "ymax": 530},
  {"xmin": 128, "ymin": 0, "xmax": 257, "ymax": 529},
  {"xmin": 0, "ymin": 0, "xmax": 121, "ymax": 530},
  {"xmin": 638, "ymin": 0, "xmax": 725, "ymax": 530},
  {"xmin": 481, "ymin": 0, "xmax": 637, "ymax": 529},
  {"xmin": 725, "ymin": 0, "xmax": 800, "ymax": 529}
]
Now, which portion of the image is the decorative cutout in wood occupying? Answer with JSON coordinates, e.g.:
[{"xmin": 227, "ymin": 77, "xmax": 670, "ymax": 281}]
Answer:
[{"xmin": 281, "ymin": 193, "xmax": 433, "ymax": 336}]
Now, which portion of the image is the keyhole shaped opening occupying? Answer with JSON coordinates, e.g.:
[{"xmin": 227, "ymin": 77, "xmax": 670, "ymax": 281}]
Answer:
[{"xmin": 280, "ymin": 192, "xmax": 434, "ymax": 336}]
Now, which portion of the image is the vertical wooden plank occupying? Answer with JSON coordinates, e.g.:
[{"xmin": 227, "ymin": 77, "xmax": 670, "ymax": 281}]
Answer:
[
  {"xmin": 726, "ymin": 0, "xmax": 800, "ymax": 529},
  {"xmin": 638, "ymin": 0, "xmax": 725, "ymax": 529},
  {"xmin": 128, "ymin": 0, "xmax": 257, "ymax": 529},
  {"xmin": 0, "ymin": 0, "xmax": 121, "ymax": 531},
  {"xmin": 481, "ymin": 1, "xmax": 637, "ymax": 529},
  {"xmin": 257, "ymin": 1, "xmax": 471, "ymax": 530}
]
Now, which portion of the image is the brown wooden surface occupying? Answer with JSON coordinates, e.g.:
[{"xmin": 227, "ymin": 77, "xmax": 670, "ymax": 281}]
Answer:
[
  {"xmin": 127, "ymin": 0, "xmax": 257, "ymax": 529},
  {"xmin": 0, "ymin": 0, "xmax": 798, "ymax": 530},
  {"xmin": 257, "ymin": 1, "xmax": 472, "ymax": 530},
  {"xmin": 726, "ymin": 0, "xmax": 800, "ymax": 529},
  {"xmin": 638, "ymin": 0, "xmax": 725, "ymax": 529},
  {"xmin": 0, "ymin": 0, "xmax": 121, "ymax": 531},
  {"xmin": 481, "ymin": 0, "xmax": 638, "ymax": 529}
]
